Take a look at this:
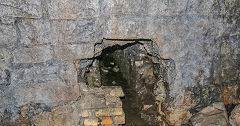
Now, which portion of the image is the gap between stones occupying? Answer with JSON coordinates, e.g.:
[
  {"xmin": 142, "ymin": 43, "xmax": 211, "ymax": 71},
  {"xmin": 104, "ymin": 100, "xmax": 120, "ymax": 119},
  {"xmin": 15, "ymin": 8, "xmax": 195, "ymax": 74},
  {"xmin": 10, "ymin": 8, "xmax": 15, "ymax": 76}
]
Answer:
[{"xmin": 77, "ymin": 38, "xmax": 170, "ymax": 125}]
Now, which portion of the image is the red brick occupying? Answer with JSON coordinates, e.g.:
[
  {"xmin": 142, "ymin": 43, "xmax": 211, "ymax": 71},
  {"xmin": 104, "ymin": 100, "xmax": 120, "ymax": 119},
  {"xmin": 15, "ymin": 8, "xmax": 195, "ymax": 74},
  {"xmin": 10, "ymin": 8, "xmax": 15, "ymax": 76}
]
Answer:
[{"xmin": 101, "ymin": 118, "xmax": 113, "ymax": 125}]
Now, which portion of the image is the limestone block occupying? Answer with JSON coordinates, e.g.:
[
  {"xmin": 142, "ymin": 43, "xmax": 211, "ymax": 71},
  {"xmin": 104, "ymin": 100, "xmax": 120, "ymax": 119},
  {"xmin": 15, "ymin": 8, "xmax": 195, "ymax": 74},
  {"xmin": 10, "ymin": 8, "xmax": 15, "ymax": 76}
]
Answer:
[
  {"xmin": 0, "ymin": 0, "xmax": 239, "ymax": 125},
  {"xmin": 105, "ymin": 16, "xmax": 148, "ymax": 38},
  {"xmin": 0, "ymin": 68, "xmax": 10, "ymax": 86},
  {"xmin": 110, "ymin": 88, "xmax": 124, "ymax": 97},
  {"xmin": 47, "ymin": 0, "xmax": 100, "ymax": 20},
  {"xmin": 0, "ymin": 4, "xmax": 21, "ymax": 18},
  {"xmin": 106, "ymin": 0, "xmax": 145, "ymax": 15},
  {"xmin": 31, "ymin": 103, "xmax": 80, "ymax": 126},
  {"xmin": 95, "ymin": 108, "xmax": 123, "ymax": 117},
  {"xmin": 0, "ymin": 48, "xmax": 11, "ymax": 67},
  {"xmin": 52, "ymin": 105, "xmax": 77, "ymax": 126},
  {"xmin": 102, "ymin": 86, "xmax": 124, "ymax": 97},
  {"xmin": 62, "ymin": 20, "xmax": 95, "ymax": 43},
  {"xmin": 229, "ymin": 104, "xmax": 240, "ymax": 126},
  {"xmin": 11, "ymin": 61, "xmax": 77, "ymax": 86},
  {"xmin": 53, "ymin": 115, "xmax": 74, "ymax": 126},
  {"xmin": 17, "ymin": 19, "xmax": 35, "ymax": 46},
  {"xmin": 113, "ymin": 115, "xmax": 125, "ymax": 124},
  {"xmin": 76, "ymin": 94, "xmax": 106, "ymax": 109},
  {"xmin": 84, "ymin": 118, "xmax": 99, "ymax": 126},
  {"xmin": 51, "ymin": 19, "xmax": 99, "ymax": 43},
  {"xmin": 105, "ymin": 96, "xmax": 122, "ymax": 107},
  {"xmin": 106, "ymin": 0, "xmax": 192, "ymax": 16},
  {"xmin": 190, "ymin": 102, "xmax": 228, "ymax": 126},
  {"xmin": 54, "ymin": 44, "xmax": 94, "ymax": 61},
  {"xmin": 185, "ymin": 0, "xmax": 216, "ymax": 16},
  {"xmin": 0, "ymin": 0, "xmax": 42, "ymax": 18},
  {"xmin": 80, "ymin": 110, "xmax": 89, "ymax": 117},
  {"xmin": 17, "ymin": 19, "xmax": 100, "ymax": 46},
  {"xmin": 0, "ymin": 90, "xmax": 6, "ymax": 108},
  {"xmin": 135, "ymin": 61, "xmax": 143, "ymax": 67},
  {"xmin": 31, "ymin": 112, "xmax": 53, "ymax": 126},
  {"xmin": 166, "ymin": 111, "xmax": 192, "ymax": 126},
  {"xmin": 148, "ymin": 0, "xmax": 214, "ymax": 16},
  {"xmin": 86, "ymin": 60, "xmax": 101, "ymax": 88},
  {"xmin": 18, "ymin": 19, "xmax": 53, "ymax": 46},
  {"xmin": 53, "ymin": 45, "xmax": 75, "ymax": 61},
  {"xmin": 17, "ymin": 0, "xmax": 43, "ymax": 18},
  {"xmin": 0, "ymin": 24, "xmax": 17, "ymax": 46},
  {"xmin": 13, "ymin": 80, "xmax": 80, "ymax": 107},
  {"xmin": 13, "ymin": 46, "xmax": 53, "ymax": 64}
]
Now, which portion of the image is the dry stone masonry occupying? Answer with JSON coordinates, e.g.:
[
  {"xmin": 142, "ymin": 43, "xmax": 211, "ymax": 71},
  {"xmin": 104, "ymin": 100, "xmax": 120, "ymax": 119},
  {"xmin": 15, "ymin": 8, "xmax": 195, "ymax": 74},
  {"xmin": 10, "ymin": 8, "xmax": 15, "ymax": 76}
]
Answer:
[
  {"xmin": 0, "ymin": 0, "xmax": 239, "ymax": 125},
  {"xmin": 29, "ymin": 85, "xmax": 125, "ymax": 126},
  {"xmin": 90, "ymin": 41, "xmax": 165, "ymax": 125}
]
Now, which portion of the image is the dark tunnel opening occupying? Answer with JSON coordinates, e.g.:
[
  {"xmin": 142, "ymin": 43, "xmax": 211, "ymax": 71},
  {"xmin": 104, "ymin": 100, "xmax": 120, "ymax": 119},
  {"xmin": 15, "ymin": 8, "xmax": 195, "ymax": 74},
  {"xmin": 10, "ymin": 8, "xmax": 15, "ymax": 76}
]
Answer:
[{"xmin": 94, "ymin": 42, "xmax": 161, "ymax": 125}]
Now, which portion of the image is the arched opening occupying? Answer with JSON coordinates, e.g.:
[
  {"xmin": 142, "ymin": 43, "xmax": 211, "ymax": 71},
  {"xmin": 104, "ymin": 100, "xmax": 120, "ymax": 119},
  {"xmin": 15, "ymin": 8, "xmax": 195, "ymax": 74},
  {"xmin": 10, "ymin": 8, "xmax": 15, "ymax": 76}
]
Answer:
[{"xmin": 87, "ymin": 41, "xmax": 162, "ymax": 125}]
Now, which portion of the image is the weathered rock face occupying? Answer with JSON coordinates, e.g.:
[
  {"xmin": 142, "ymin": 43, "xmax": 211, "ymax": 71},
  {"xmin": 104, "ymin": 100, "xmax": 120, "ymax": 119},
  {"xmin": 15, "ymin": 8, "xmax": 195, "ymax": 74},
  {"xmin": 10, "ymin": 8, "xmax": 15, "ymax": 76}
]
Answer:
[
  {"xmin": 29, "ymin": 86, "xmax": 125, "ymax": 126},
  {"xmin": 220, "ymin": 84, "xmax": 240, "ymax": 105},
  {"xmin": 190, "ymin": 102, "xmax": 229, "ymax": 126},
  {"xmin": 229, "ymin": 104, "xmax": 240, "ymax": 126},
  {"xmin": 0, "ymin": 0, "xmax": 239, "ymax": 125}
]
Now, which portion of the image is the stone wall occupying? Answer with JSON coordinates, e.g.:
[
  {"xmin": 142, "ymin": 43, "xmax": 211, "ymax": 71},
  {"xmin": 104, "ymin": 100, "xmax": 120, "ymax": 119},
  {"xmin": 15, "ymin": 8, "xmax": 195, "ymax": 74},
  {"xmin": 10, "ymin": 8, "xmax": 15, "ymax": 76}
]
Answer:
[
  {"xmin": 0, "ymin": 0, "xmax": 239, "ymax": 125},
  {"xmin": 30, "ymin": 86, "xmax": 125, "ymax": 126}
]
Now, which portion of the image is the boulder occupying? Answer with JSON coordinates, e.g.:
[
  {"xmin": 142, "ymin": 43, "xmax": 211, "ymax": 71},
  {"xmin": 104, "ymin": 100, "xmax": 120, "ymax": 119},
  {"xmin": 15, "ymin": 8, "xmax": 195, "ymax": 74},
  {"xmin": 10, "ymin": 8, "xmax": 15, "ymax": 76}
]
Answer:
[
  {"xmin": 190, "ymin": 102, "xmax": 228, "ymax": 126},
  {"xmin": 229, "ymin": 104, "xmax": 240, "ymax": 126}
]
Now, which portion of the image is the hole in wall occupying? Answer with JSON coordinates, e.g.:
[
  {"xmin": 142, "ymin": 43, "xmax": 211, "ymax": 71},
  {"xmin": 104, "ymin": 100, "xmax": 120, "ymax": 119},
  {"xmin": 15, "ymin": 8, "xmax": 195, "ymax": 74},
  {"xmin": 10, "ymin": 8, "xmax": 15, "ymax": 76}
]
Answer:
[{"xmin": 79, "ymin": 39, "xmax": 168, "ymax": 125}]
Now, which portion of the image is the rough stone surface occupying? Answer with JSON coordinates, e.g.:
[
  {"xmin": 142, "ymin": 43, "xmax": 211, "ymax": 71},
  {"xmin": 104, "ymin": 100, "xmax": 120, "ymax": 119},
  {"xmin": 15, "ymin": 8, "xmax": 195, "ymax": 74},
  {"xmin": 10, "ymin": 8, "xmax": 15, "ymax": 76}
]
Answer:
[
  {"xmin": 13, "ymin": 46, "xmax": 53, "ymax": 64},
  {"xmin": 80, "ymin": 110, "xmax": 89, "ymax": 117},
  {"xmin": 47, "ymin": 0, "xmax": 100, "ymax": 20},
  {"xmin": 54, "ymin": 43, "xmax": 94, "ymax": 61},
  {"xmin": 103, "ymin": 1, "xmax": 239, "ymax": 124},
  {"xmin": 0, "ymin": 48, "xmax": 11, "ymax": 67},
  {"xmin": 190, "ymin": 102, "xmax": 229, "ymax": 126},
  {"xmin": 96, "ymin": 108, "xmax": 123, "ymax": 117},
  {"xmin": 28, "ymin": 86, "xmax": 124, "ymax": 126},
  {"xmin": 166, "ymin": 111, "xmax": 192, "ymax": 126},
  {"xmin": 0, "ymin": 24, "xmax": 17, "ymax": 46},
  {"xmin": 229, "ymin": 104, "xmax": 240, "ymax": 126},
  {"xmin": 220, "ymin": 84, "xmax": 240, "ymax": 105},
  {"xmin": 96, "ymin": 43, "xmax": 161, "ymax": 125},
  {"xmin": 109, "ymin": 87, "xmax": 124, "ymax": 97},
  {"xmin": 0, "ymin": 0, "xmax": 239, "ymax": 125},
  {"xmin": 84, "ymin": 118, "xmax": 98, "ymax": 126},
  {"xmin": 100, "ymin": 117, "xmax": 113, "ymax": 125},
  {"xmin": 113, "ymin": 115, "xmax": 125, "ymax": 124},
  {"xmin": 13, "ymin": 81, "xmax": 79, "ymax": 107},
  {"xmin": 86, "ymin": 60, "xmax": 101, "ymax": 87}
]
